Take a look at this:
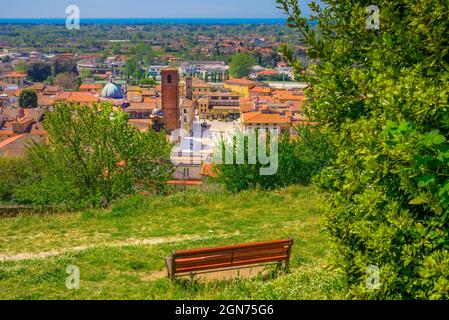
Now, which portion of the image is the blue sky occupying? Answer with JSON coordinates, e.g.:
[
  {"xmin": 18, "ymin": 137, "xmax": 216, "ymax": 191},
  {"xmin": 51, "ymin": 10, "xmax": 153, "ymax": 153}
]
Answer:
[{"xmin": 0, "ymin": 0, "xmax": 317, "ymax": 19}]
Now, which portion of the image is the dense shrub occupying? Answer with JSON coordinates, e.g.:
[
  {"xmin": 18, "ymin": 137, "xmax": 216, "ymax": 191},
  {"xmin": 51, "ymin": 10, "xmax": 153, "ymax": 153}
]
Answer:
[
  {"xmin": 18, "ymin": 89, "xmax": 38, "ymax": 108},
  {"xmin": 0, "ymin": 157, "xmax": 32, "ymax": 203},
  {"xmin": 278, "ymin": 0, "xmax": 449, "ymax": 298},
  {"xmin": 214, "ymin": 126, "xmax": 335, "ymax": 192}
]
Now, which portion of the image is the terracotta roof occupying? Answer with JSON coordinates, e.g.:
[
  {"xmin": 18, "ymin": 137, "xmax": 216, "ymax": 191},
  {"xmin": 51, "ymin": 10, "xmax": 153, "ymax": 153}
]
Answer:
[
  {"xmin": 38, "ymin": 95, "xmax": 55, "ymax": 106},
  {"xmin": 242, "ymin": 112, "xmax": 291, "ymax": 125},
  {"xmin": 67, "ymin": 92, "xmax": 100, "ymax": 103},
  {"xmin": 162, "ymin": 67, "xmax": 180, "ymax": 72},
  {"xmin": 193, "ymin": 79, "xmax": 212, "ymax": 88},
  {"xmin": 225, "ymin": 78, "xmax": 259, "ymax": 87},
  {"xmin": 201, "ymin": 163, "xmax": 218, "ymax": 178},
  {"xmin": 0, "ymin": 129, "xmax": 14, "ymax": 136},
  {"xmin": 275, "ymin": 90, "xmax": 306, "ymax": 101},
  {"xmin": 258, "ymin": 70, "xmax": 279, "ymax": 76},
  {"xmin": 0, "ymin": 134, "xmax": 25, "ymax": 149},
  {"xmin": 43, "ymin": 86, "xmax": 63, "ymax": 95},
  {"xmin": 239, "ymin": 101, "xmax": 256, "ymax": 113},
  {"xmin": 126, "ymin": 102, "xmax": 157, "ymax": 111},
  {"xmin": 79, "ymin": 83, "xmax": 104, "ymax": 90},
  {"xmin": 15, "ymin": 116, "xmax": 34, "ymax": 125},
  {"xmin": 128, "ymin": 119, "xmax": 152, "ymax": 132},
  {"xmin": 288, "ymin": 101, "xmax": 303, "ymax": 112},
  {"xmin": 181, "ymin": 98, "xmax": 193, "ymax": 107},
  {"xmin": 1, "ymin": 72, "xmax": 27, "ymax": 78},
  {"xmin": 143, "ymin": 97, "xmax": 160, "ymax": 103},
  {"xmin": 250, "ymin": 86, "xmax": 271, "ymax": 94},
  {"xmin": 258, "ymin": 96, "xmax": 275, "ymax": 103},
  {"xmin": 30, "ymin": 123, "xmax": 46, "ymax": 135},
  {"xmin": 54, "ymin": 92, "xmax": 72, "ymax": 100}
]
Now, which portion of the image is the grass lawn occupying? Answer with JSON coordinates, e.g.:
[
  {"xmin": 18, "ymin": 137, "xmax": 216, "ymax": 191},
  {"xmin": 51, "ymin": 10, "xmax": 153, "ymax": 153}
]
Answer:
[{"xmin": 0, "ymin": 185, "xmax": 344, "ymax": 300}]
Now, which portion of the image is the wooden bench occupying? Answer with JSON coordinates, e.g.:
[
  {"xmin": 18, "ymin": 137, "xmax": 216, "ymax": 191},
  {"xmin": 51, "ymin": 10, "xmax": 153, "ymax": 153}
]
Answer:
[{"xmin": 165, "ymin": 238, "xmax": 294, "ymax": 280}]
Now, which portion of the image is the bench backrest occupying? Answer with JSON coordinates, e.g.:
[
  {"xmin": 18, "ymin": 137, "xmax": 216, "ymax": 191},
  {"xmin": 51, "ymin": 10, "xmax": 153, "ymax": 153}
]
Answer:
[{"xmin": 172, "ymin": 238, "xmax": 294, "ymax": 274}]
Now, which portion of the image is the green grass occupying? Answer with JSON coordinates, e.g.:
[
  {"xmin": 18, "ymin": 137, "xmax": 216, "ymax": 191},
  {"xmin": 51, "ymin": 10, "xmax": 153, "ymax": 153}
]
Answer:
[{"xmin": 0, "ymin": 185, "xmax": 345, "ymax": 300}]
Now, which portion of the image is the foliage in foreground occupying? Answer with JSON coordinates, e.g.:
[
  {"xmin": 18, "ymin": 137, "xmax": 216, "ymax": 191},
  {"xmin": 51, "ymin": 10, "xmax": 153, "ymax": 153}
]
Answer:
[
  {"xmin": 1, "ymin": 103, "xmax": 173, "ymax": 209},
  {"xmin": 0, "ymin": 157, "xmax": 31, "ymax": 203},
  {"xmin": 278, "ymin": 0, "xmax": 449, "ymax": 299},
  {"xmin": 214, "ymin": 126, "xmax": 335, "ymax": 192}
]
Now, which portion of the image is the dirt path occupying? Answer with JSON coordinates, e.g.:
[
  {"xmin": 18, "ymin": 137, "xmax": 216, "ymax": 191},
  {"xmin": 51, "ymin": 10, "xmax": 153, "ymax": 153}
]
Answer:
[
  {"xmin": 0, "ymin": 232, "xmax": 240, "ymax": 262},
  {"xmin": 146, "ymin": 266, "xmax": 266, "ymax": 282}
]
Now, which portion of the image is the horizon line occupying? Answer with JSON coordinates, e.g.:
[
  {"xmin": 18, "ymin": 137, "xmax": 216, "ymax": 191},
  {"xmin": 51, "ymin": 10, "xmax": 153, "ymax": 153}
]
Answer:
[{"xmin": 0, "ymin": 17, "xmax": 286, "ymax": 20}]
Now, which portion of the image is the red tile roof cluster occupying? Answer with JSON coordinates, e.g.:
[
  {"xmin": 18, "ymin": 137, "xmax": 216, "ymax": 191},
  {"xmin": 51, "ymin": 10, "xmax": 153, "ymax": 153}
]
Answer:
[
  {"xmin": 1, "ymin": 72, "xmax": 27, "ymax": 78},
  {"xmin": 242, "ymin": 112, "xmax": 291, "ymax": 125},
  {"xmin": 225, "ymin": 78, "xmax": 259, "ymax": 87},
  {"xmin": 79, "ymin": 83, "xmax": 104, "ymax": 91}
]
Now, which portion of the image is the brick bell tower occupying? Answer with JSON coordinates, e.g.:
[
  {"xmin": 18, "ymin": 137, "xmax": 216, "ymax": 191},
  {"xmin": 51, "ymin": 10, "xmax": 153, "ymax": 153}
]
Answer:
[{"xmin": 161, "ymin": 67, "xmax": 180, "ymax": 132}]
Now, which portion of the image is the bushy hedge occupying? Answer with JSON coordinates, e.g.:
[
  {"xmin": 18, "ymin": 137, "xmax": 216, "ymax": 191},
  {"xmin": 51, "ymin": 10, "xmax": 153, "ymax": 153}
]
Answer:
[
  {"xmin": 214, "ymin": 126, "xmax": 335, "ymax": 193},
  {"xmin": 0, "ymin": 157, "xmax": 32, "ymax": 203}
]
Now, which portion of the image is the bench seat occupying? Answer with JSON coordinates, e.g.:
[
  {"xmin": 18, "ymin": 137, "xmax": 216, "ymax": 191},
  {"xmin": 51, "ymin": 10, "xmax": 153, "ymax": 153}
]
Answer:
[{"xmin": 165, "ymin": 238, "xmax": 294, "ymax": 280}]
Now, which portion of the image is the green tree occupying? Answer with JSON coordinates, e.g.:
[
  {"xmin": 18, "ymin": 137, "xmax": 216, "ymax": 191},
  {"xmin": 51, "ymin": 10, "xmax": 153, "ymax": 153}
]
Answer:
[
  {"xmin": 1, "ymin": 55, "xmax": 11, "ymax": 63},
  {"xmin": 214, "ymin": 127, "xmax": 334, "ymax": 192},
  {"xmin": 132, "ymin": 42, "xmax": 154, "ymax": 65},
  {"xmin": 112, "ymin": 42, "xmax": 121, "ymax": 55},
  {"xmin": 278, "ymin": 0, "xmax": 449, "ymax": 299},
  {"xmin": 19, "ymin": 89, "xmax": 38, "ymax": 108},
  {"xmin": 51, "ymin": 59, "xmax": 77, "ymax": 77},
  {"xmin": 79, "ymin": 68, "xmax": 93, "ymax": 80},
  {"xmin": 16, "ymin": 103, "xmax": 173, "ymax": 209},
  {"xmin": 27, "ymin": 62, "xmax": 52, "ymax": 82},
  {"xmin": 229, "ymin": 53, "xmax": 256, "ymax": 78},
  {"xmin": 125, "ymin": 57, "xmax": 142, "ymax": 79}
]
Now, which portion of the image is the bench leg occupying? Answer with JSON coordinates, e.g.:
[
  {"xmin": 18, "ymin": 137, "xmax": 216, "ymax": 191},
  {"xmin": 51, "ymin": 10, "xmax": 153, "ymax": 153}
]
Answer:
[
  {"xmin": 276, "ymin": 261, "xmax": 283, "ymax": 272},
  {"xmin": 165, "ymin": 256, "xmax": 174, "ymax": 280},
  {"xmin": 285, "ymin": 259, "xmax": 291, "ymax": 274}
]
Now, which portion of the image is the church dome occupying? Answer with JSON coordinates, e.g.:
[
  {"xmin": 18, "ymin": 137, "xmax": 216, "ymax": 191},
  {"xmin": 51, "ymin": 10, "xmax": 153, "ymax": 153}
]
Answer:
[{"xmin": 101, "ymin": 78, "xmax": 124, "ymax": 99}]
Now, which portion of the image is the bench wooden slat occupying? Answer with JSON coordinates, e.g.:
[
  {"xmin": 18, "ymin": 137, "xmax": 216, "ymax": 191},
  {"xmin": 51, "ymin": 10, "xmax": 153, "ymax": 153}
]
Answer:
[
  {"xmin": 174, "ymin": 239, "xmax": 292, "ymax": 257},
  {"xmin": 231, "ymin": 255, "xmax": 288, "ymax": 266},
  {"xmin": 165, "ymin": 238, "xmax": 294, "ymax": 279},
  {"xmin": 175, "ymin": 248, "xmax": 288, "ymax": 269},
  {"xmin": 177, "ymin": 255, "xmax": 289, "ymax": 274},
  {"xmin": 177, "ymin": 261, "xmax": 234, "ymax": 273},
  {"xmin": 173, "ymin": 245, "xmax": 289, "ymax": 261},
  {"xmin": 176, "ymin": 254, "xmax": 233, "ymax": 269}
]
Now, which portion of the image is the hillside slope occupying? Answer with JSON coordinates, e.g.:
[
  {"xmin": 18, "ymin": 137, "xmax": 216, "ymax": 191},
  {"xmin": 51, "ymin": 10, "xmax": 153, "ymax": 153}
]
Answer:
[{"xmin": 0, "ymin": 185, "xmax": 344, "ymax": 300}]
